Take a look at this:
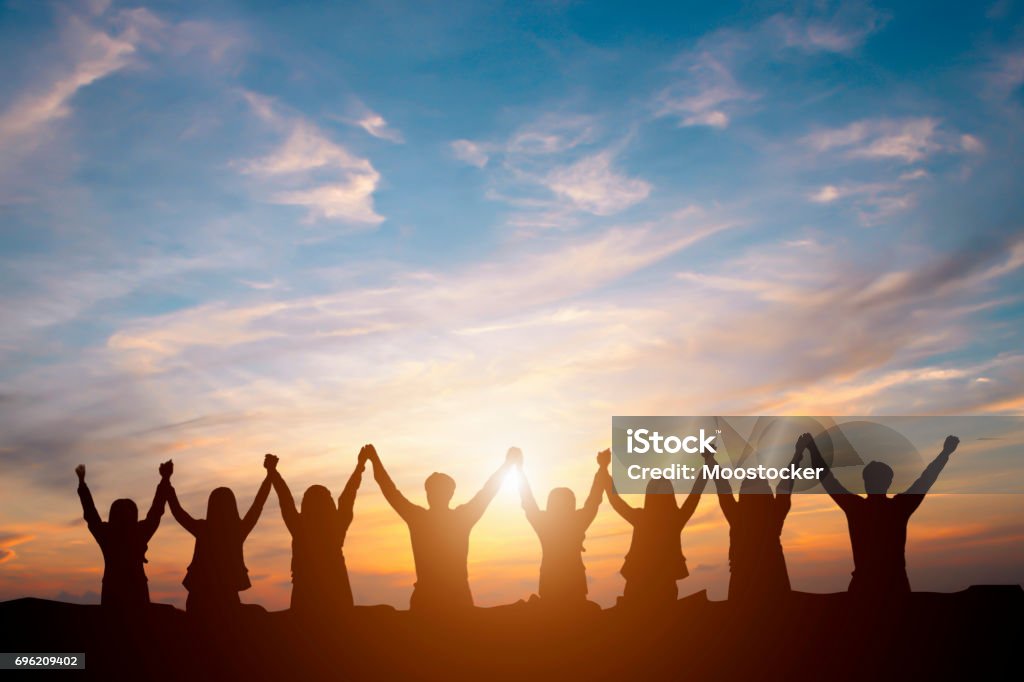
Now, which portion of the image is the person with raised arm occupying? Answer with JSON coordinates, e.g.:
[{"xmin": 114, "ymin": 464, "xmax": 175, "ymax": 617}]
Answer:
[
  {"xmin": 604, "ymin": 451, "xmax": 711, "ymax": 608},
  {"xmin": 706, "ymin": 440, "xmax": 803, "ymax": 605},
  {"xmin": 366, "ymin": 443, "xmax": 519, "ymax": 613},
  {"xmin": 516, "ymin": 449, "xmax": 607, "ymax": 607},
  {"xmin": 75, "ymin": 461, "xmax": 171, "ymax": 609},
  {"xmin": 163, "ymin": 455, "xmax": 274, "ymax": 616},
  {"xmin": 266, "ymin": 448, "xmax": 367, "ymax": 618},
  {"xmin": 801, "ymin": 431, "xmax": 960, "ymax": 596}
]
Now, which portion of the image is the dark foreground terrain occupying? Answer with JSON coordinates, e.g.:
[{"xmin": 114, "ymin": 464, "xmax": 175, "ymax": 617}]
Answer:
[{"xmin": 2, "ymin": 587, "xmax": 1021, "ymax": 680}]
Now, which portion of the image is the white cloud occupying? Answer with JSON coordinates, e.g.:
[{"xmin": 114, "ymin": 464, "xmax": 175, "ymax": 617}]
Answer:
[
  {"xmin": 803, "ymin": 117, "xmax": 944, "ymax": 162},
  {"xmin": 0, "ymin": 16, "xmax": 136, "ymax": 150},
  {"xmin": 451, "ymin": 139, "xmax": 489, "ymax": 167},
  {"xmin": 656, "ymin": 53, "xmax": 748, "ymax": 129},
  {"xmin": 355, "ymin": 112, "xmax": 403, "ymax": 143},
  {"xmin": 271, "ymin": 176, "xmax": 382, "ymax": 224},
  {"xmin": 809, "ymin": 185, "xmax": 842, "ymax": 203},
  {"xmin": 544, "ymin": 152, "xmax": 651, "ymax": 215},
  {"xmin": 241, "ymin": 95, "xmax": 383, "ymax": 226},
  {"xmin": 807, "ymin": 180, "xmax": 917, "ymax": 222},
  {"xmin": 960, "ymin": 133, "xmax": 985, "ymax": 153},
  {"xmin": 655, "ymin": 8, "xmax": 883, "ymax": 130},
  {"xmin": 767, "ymin": 9, "xmax": 885, "ymax": 54}
]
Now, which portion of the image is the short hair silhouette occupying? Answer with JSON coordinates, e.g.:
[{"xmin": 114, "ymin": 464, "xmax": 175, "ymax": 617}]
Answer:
[
  {"xmin": 862, "ymin": 461, "xmax": 894, "ymax": 494},
  {"xmin": 425, "ymin": 472, "xmax": 456, "ymax": 508}
]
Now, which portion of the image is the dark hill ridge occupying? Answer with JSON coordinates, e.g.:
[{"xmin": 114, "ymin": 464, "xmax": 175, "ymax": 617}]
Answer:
[{"xmin": 2, "ymin": 587, "xmax": 1021, "ymax": 680}]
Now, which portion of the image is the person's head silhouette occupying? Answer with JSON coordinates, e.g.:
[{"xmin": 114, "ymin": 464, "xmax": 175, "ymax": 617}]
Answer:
[
  {"xmin": 207, "ymin": 487, "xmax": 241, "ymax": 530},
  {"xmin": 108, "ymin": 498, "xmax": 139, "ymax": 529},
  {"xmin": 546, "ymin": 487, "xmax": 576, "ymax": 517},
  {"xmin": 643, "ymin": 479, "xmax": 678, "ymax": 515},
  {"xmin": 425, "ymin": 472, "xmax": 456, "ymax": 509},
  {"xmin": 862, "ymin": 461, "xmax": 894, "ymax": 495},
  {"xmin": 738, "ymin": 476, "xmax": 774, "ymax": 509},
  {"xmin": 301, "ymin": 484, "xmax": 336, "ymax": 520}
]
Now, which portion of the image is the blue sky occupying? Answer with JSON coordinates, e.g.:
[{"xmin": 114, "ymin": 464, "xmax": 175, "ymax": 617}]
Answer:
[{"xmin": 1, "ymin": 0, "xmax": 1023, "ymax": 607}]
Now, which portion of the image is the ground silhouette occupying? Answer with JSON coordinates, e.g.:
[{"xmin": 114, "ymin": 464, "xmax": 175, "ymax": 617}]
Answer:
[{"xmin": 2, "ymin": 586, "xmax": 1020, "ymax": 679}]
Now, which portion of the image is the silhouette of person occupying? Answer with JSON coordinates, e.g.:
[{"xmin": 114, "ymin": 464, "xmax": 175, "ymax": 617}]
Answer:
[
  {"xmin": 803, "ymin": 432, "xmax": 960, "ymax": 597},
  {"xmin": 163, "ymin": 455, "xmax": 274, "ymax": 615},
  {"xmin": 604, "ymin": 454, "xmax": 710, "ymax": 608},
  {"xmin": 266, "ymin": 448, "xmax": 367, "ymax": 618},
  {"xmin": 706, "ymin": 441, "xmax": 803, "ymax": 604},
  {"xmin": 366, "ymin": 444, "xmax": 519, "ymax": 613},
  {"xmin": 516, "ymin": 449, "xmax": 607, "ymax": 606},
  {"xmin": 75, "ymin": 461, "xmax": 171, "ymax": 608}
]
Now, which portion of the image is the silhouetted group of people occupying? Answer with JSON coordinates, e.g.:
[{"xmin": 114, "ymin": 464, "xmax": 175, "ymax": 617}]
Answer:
[{"xmin": 75, "ymin": 433, "xmax": 960, "ymax": 618}]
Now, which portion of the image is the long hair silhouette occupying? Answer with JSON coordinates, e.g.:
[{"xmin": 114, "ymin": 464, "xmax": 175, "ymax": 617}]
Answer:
[
  {"xmin": 268, "ymin": 449, "xmax": 366, "ymax": 619},
  {"xmin": 164, "ymin": 456, "xmax": 273, "ymax": 616}
]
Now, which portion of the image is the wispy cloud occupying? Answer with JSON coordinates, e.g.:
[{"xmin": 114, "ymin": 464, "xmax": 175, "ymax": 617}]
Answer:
[
  {"xmin": 803, "ymin": 117, "xmax": 948, "ymax": 162},
  {"xmin": 655, "ymin": 6, "xmax": 884, "ymax": 129},
  {"xmin": 451, "ymin": 114, "xmax": 645, "ymax": 226},
  {"xmin": 354, "ymin": 111, "xmax": 403, "ymax": 143},
  {"xmin": 241, "ymin": 93, "xmax": 384, "ymax": 225},
  {"xmin": 655, "ymin": 53, "xmax": 748, "ymax": 129},
  {"xmin": 0, "ymin": 14, "xmax": 136, "ymax": 151},
  {"xmin": 451, "ymin": 139, "xmax": 489, "ymax": 167},
  {"xmin": 543, "ymin": 152, "xmax": 651, "ymax": 215}
]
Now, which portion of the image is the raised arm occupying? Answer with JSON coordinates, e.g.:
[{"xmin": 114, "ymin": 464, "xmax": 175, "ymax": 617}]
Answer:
[
  {"xmin": 577, "ymin": 450, "xmax": 609, "ymax": 528},
  {"xmin": 770, "ymin": 442, "xmax": 804, "ymax": 519},
  {"xmin": 703, "ymin": 455, "xmax": 737, "ymax": 522},
  {"xmin": 679, "ymin": 458, "xmax": 710, "ymax": 526},
  {"xmin": 75, "ymin": 465, "xmax": 103, "ymax": 537},
  {"xmin": 366, "ymin": 444, "xmax": 419, "ymax": 521},
  {"xmin": 603, "ymin": 468, "xmax": 640, "ymax": 525},
  {"xmin": 898, "ymin": 436, "xmax": 958, "ymax": 510},
  {"xmin": 462, "ymin": 447, "xmax": 520, "ymax": 525},
  {"xmin": 267, "ymin": 457, "xmax": 298, "ymax": 535},
  {"xmin": 164, "ymin": 482, "xmax": 200, "ymax": 537},
  {"xmin": 517, "ymin": 464, "xmax": 541, "ymax": 529},
  {"xmin": 140, "ymin": 460, "xmax": 172, "ymax": 540},
  {"xmin": 241, "ymin": 455, "xmax": 275, "ymax": 538},
  {"xmin": 338, "ymin": 447, "xmax": 369, "ymax": 523},
  {"xmin": 803, "ymin": 432, "xmax": 855, "ymax": 510}
]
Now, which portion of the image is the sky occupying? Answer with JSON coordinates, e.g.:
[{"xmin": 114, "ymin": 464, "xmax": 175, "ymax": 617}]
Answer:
[{"xmin": 1, "ymin": 0, "xmax": 1023, "ymax": 609}]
